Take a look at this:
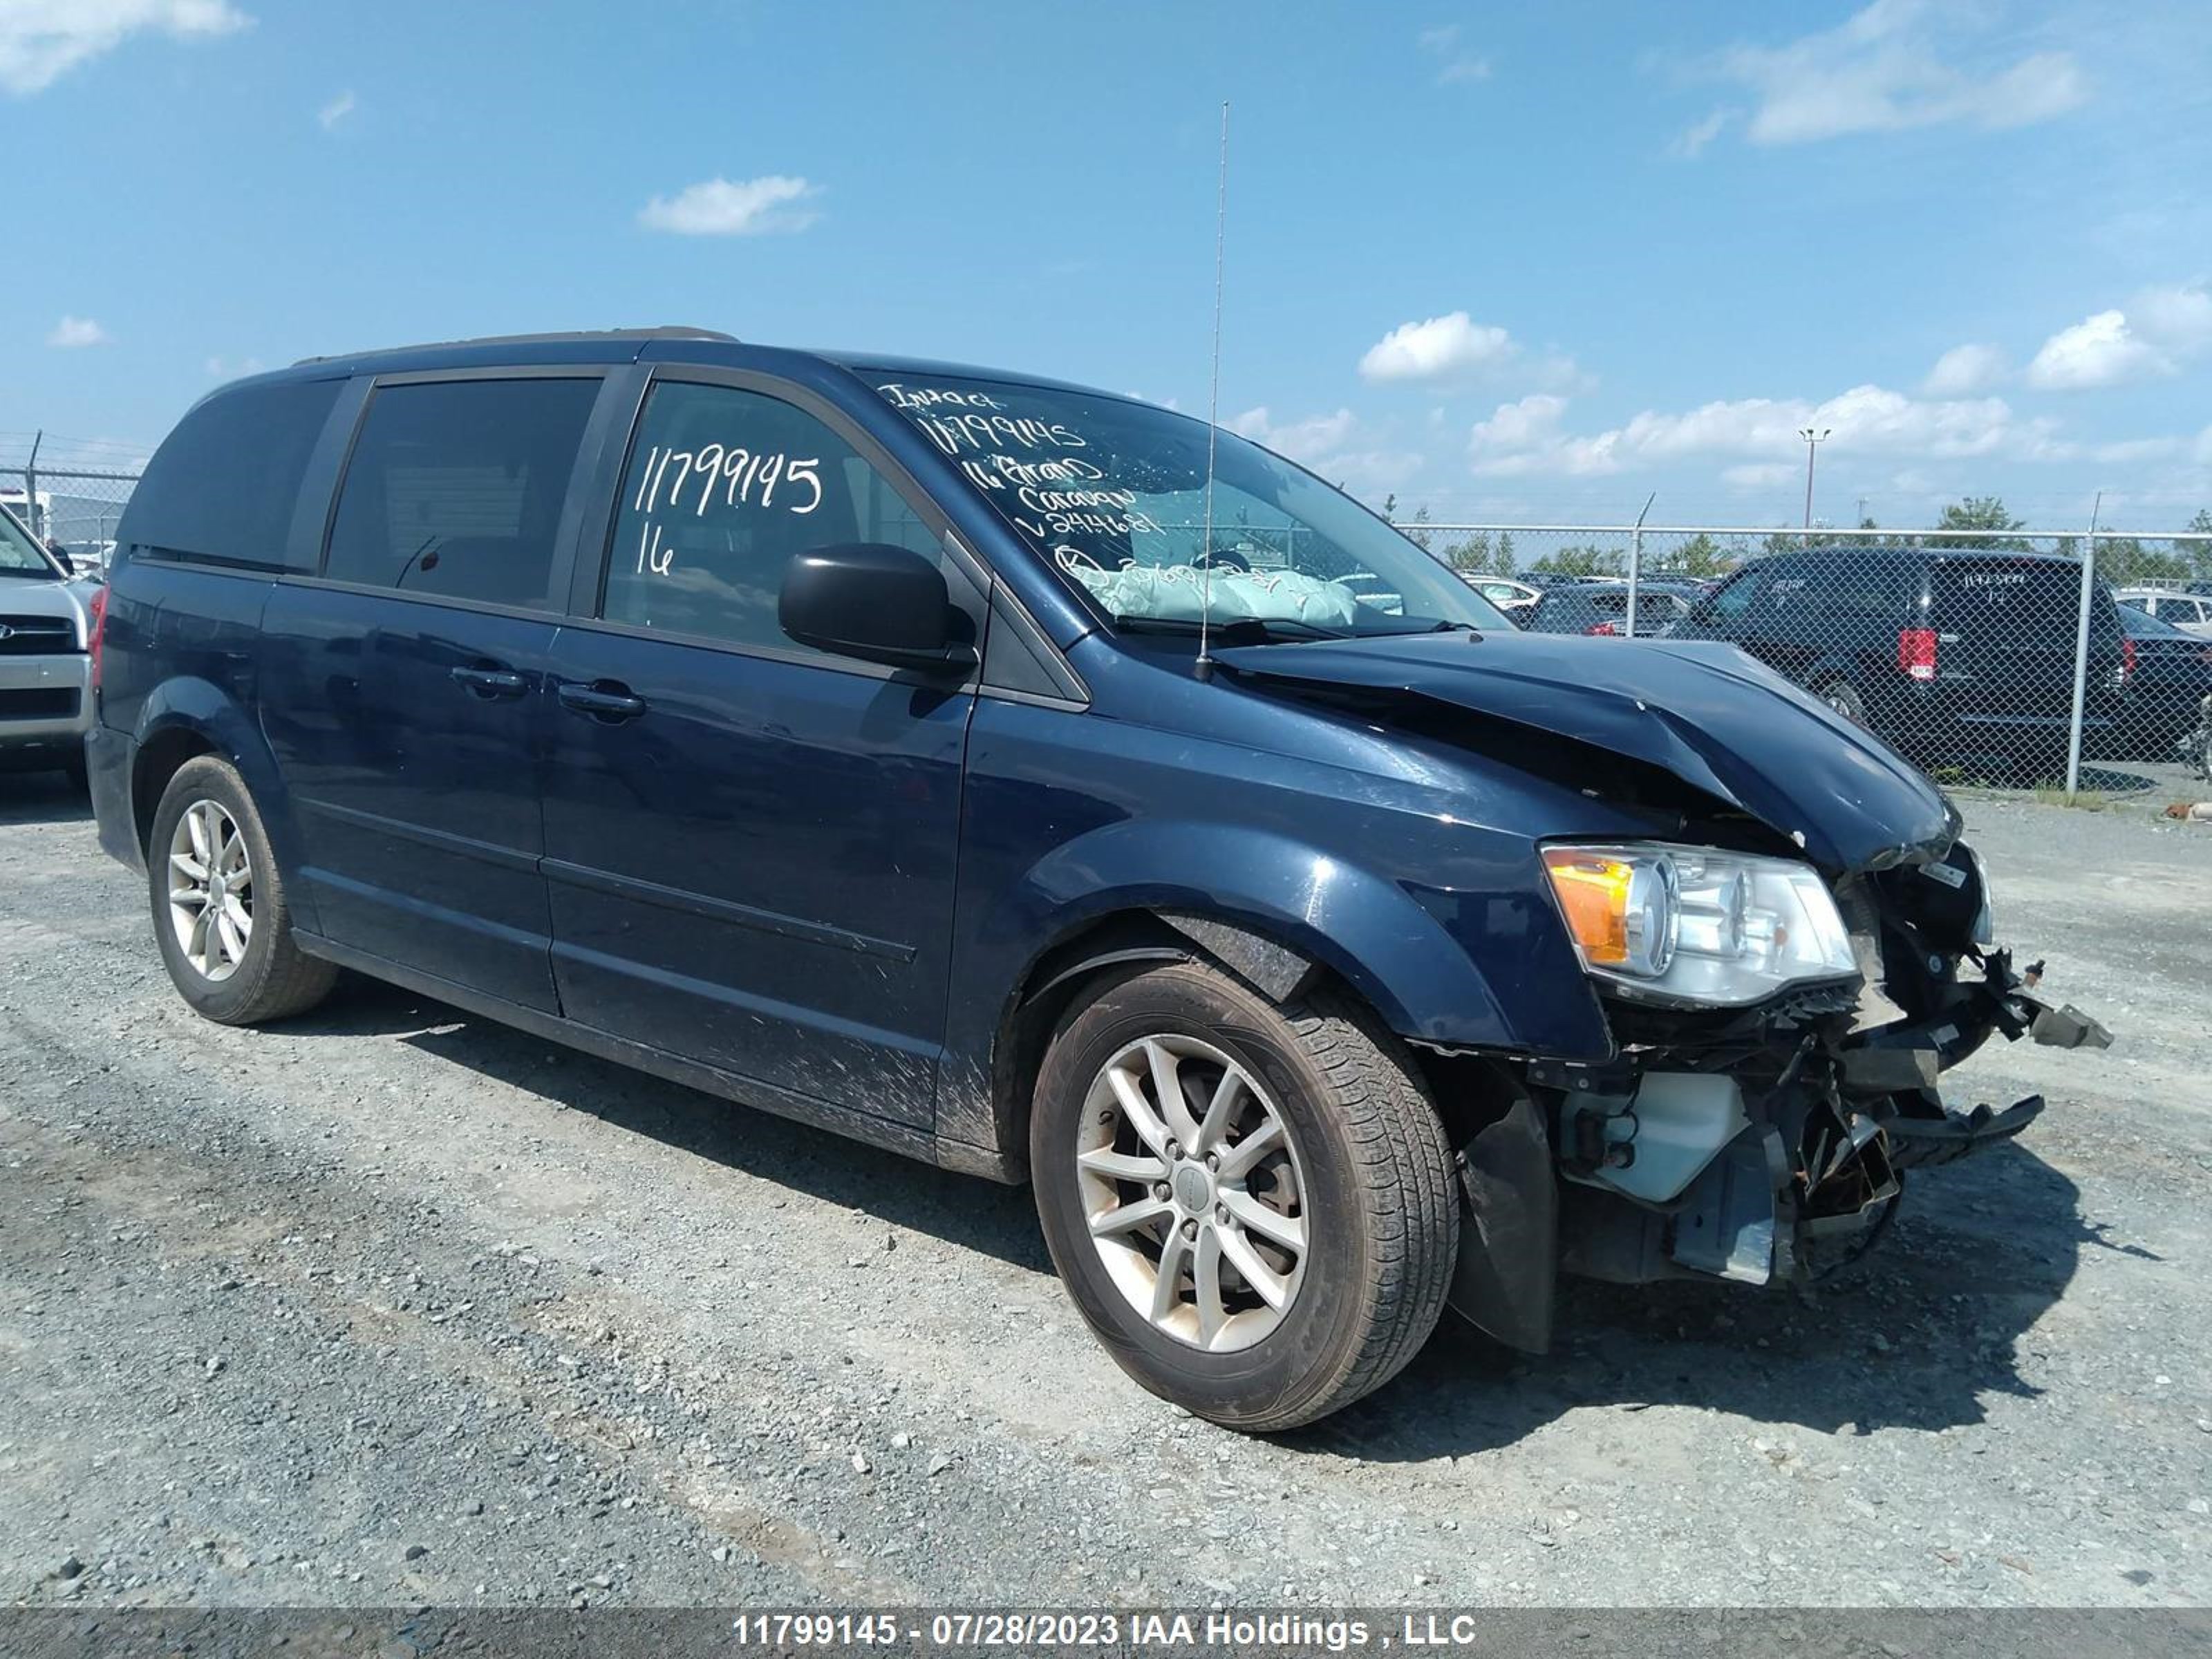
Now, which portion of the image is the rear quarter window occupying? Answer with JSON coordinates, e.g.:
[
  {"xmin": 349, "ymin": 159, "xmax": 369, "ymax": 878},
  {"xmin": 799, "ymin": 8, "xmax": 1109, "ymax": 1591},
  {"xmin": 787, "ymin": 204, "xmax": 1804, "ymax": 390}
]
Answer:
[{"xmin": 118, "ymin": 378, "xmax": 344, "ymax": 571}]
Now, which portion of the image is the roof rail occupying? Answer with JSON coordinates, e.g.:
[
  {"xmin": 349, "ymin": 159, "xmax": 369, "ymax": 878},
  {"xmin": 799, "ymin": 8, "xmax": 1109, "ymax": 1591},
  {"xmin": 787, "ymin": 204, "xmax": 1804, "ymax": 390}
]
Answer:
[{"xmin": 292, "ymin": 326, "xmax": 738, "ymax": 366}]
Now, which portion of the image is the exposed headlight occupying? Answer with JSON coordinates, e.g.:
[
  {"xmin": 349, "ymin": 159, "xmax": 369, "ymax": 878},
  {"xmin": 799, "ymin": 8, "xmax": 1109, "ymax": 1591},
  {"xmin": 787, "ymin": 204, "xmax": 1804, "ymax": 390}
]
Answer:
[
  {"xmin": 1966, "ymin": 843, "xmax": 1995, "ymax": 947},
  {"xmin": 1540, "ymin": 841, "xmax": 1858, "ymax": 1006}
]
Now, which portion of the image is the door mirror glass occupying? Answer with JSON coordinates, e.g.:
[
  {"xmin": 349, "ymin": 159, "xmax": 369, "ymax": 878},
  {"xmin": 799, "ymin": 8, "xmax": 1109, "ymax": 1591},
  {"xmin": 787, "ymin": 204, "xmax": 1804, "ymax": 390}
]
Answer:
[{"xmin": 779, "ymin": 542, "xmax": 971, "ymax": 671}]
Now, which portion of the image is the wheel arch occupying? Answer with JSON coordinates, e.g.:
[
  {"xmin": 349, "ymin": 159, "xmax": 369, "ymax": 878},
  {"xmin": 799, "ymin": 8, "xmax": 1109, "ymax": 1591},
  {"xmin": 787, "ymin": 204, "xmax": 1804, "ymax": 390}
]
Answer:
[{"xmin": 127, "ymin": 679, "xmax": 318, "ymax": 933}]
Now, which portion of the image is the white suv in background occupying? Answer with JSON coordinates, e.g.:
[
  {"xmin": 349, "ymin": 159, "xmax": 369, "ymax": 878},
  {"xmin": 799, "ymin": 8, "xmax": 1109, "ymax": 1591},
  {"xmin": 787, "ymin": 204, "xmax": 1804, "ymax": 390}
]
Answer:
[
  {"xmin": 0, "ymin": 502, "xmax": 97, "ymax": 786},
  {"xmin": 2116, "ymin": 588, "xmax": 2212, "ymax": 637}
]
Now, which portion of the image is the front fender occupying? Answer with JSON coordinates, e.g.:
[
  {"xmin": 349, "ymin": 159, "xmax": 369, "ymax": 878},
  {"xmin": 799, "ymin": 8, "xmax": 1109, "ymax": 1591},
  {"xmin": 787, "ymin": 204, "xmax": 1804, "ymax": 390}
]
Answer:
[
  {"xmin": 935, "ymin": 812, "xmax": 1614, "ymax": 1166},
  {"xmin": 1021, "ymin": 818, "xmax": 1524, "ymax": 1046}
]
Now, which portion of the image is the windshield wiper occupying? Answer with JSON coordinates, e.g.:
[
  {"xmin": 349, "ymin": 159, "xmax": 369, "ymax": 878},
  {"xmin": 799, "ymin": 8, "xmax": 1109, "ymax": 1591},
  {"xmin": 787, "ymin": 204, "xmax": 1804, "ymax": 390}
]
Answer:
[{"xmin": 1112, "ymin": 615, "xmax": 1348, "ymax": 644}]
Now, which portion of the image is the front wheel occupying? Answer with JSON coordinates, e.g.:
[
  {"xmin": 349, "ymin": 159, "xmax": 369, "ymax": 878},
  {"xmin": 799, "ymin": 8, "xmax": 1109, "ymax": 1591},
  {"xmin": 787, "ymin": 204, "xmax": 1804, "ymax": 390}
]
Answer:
[
  {"xmin": 148, "ymin": 756, "xmax": 337, "ymax": 1025},
  {"xmin": 1031, "ymin": 961, "xmax": 1459, "ymax": 1432}
]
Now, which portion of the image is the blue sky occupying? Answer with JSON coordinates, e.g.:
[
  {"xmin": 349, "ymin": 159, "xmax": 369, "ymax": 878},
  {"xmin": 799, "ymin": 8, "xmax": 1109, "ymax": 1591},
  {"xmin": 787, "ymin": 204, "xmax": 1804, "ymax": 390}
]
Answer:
[{"xmin": 6, "ymin": 0, "xmax": 2211, "ymax": 529}]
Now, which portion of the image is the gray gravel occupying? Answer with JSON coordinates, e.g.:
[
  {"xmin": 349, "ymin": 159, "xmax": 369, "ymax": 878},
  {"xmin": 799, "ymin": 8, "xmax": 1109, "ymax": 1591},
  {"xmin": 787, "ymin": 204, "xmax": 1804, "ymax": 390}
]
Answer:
[{"xmin": 1, "ymin": 771, "xmax": 2207, "ymax": 1609}]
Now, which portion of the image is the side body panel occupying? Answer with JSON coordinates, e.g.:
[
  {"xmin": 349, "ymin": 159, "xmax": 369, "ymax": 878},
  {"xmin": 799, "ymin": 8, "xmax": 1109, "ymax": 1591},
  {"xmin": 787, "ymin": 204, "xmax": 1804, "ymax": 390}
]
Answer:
[
  {"xmin": 932, "ymin": 637, "xmax": 1676, "ymax": 1162},
  {"xmin": 256, "ymin": 583, "xmax": 563, "ymax": 1009},
  {"xmin": 538, "ymin": 629, "xmax": 972, "ymax": 1127}
]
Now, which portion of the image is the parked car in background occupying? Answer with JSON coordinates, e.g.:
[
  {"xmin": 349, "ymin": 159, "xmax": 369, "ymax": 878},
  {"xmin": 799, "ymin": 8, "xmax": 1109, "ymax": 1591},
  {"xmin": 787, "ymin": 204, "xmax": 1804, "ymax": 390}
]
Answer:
[
  {"xmin": 2115, "ymin": 588, "xmax": 2212, "ymax": 638},
  {"xmin": 2105, "ymin": 603, "xmax": 2212, "ymax": 759},
  {"xmin": 86, "ymin": 331, "xmax": 2098, "ymax": 1431},
  {"xmin": 1524, "ymin": 579, "xmax": 1696, "ymax": 637},
  {"xmin": 0, "ymin": 500, "xmax": 97, "ymax": 785},
  {"xmin": 1461, "ymin": 573, "xmax": 1539, "ymax": 619},
  {"xmin": 1671, "ymin": 545, "xmax": 2130, "ymax": 773}
]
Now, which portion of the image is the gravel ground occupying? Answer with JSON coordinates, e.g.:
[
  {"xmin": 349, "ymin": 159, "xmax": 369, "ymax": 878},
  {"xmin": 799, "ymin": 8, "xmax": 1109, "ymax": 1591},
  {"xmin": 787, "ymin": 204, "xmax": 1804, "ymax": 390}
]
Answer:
[{"xmin": 1, "ymin": 770, "xmax": 2208, "ymax": 1611}]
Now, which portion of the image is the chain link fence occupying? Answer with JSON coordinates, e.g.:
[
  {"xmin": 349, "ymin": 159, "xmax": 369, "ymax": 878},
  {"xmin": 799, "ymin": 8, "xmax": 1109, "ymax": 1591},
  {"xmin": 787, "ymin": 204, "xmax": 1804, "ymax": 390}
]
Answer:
[
  {"xmin": 1393, "ymin": 522, "xmax": 2212, "ymax": 797},
  {"xmin": 1, "ymin": 444, "xmax": 142, "ymax": 581},
  {"xmin": 3, "ymin": 443, "xmax": 2206, "ymax": 795}
]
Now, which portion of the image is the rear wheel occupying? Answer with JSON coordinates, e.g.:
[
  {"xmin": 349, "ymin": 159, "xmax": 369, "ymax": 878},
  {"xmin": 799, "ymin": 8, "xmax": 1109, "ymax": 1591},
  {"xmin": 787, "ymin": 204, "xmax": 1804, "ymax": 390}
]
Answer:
[
  {"xmin": 1817, "ymin": 678, "xmax": 1868, "ymax": 725},
  {"xmin": 148, "ymin": 756, "xmax": 336, "ymax": 1024},
  {"xmin": 1031, "ymin": 960, "xmax": 1459, "ymax": 1432}
]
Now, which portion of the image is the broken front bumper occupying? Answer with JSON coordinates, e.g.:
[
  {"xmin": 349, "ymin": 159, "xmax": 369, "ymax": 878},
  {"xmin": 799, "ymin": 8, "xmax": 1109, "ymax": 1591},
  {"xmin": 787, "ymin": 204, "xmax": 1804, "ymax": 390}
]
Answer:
[{"xmin": 1446, "ymin": 948, "xmax": 2110, "ymax": 1353}]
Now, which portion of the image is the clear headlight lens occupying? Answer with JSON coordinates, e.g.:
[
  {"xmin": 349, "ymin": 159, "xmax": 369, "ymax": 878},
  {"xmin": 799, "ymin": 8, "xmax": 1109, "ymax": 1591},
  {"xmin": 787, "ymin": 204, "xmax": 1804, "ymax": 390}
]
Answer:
[
  {"xmin": 1540, "ymin": 841, "xmax": 1859, "ymax": 1006},
  {"xmin": 1967, "ymin": 843, "xmax": 1995, "ymax": 946}
]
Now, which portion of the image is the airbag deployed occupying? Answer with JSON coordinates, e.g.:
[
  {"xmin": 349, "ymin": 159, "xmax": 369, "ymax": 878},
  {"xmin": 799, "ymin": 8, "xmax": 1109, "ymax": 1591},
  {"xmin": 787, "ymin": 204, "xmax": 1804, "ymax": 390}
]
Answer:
[{"xmin": 1062, "ymin": 559, "xmax": 1363, "ymax": 629}]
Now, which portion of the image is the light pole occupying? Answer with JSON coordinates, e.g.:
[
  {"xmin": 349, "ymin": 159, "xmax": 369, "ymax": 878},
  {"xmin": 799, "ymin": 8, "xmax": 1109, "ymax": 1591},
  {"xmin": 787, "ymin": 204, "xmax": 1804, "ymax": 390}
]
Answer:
[{"xmin": 1799, "ymin": 427, "xmax": 1830, "ymax": 534}]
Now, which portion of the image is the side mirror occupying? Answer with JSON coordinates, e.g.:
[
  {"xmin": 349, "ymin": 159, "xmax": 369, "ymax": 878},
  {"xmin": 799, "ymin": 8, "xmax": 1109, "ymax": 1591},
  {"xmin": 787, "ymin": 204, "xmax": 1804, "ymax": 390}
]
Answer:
[{"xmin": 779, "ymin": 543, "xmax": 973, "ymax": 673}]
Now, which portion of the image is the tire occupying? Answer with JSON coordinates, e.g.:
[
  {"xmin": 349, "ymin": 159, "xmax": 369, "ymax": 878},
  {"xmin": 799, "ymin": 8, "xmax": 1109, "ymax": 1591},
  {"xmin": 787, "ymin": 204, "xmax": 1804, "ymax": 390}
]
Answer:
[
  {"xmin": 1030, "ymin": 960, "xmax": 1459, "ymax": 1432},
  {"xmin": 62, "ymin": 752, "xmax": 88, "ymax": 793},
  {"xmin": 148, "ymin": 756, "xmax": 337, "ymax": 1025},
  {"xmin": 1817, "ymin": 679, "xmax": 1868, "ymax": 726}
]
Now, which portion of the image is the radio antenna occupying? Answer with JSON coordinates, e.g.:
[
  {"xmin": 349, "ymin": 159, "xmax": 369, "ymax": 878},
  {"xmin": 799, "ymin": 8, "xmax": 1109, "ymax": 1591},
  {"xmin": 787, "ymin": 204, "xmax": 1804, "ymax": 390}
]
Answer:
[{"xmin": 1194, "ymin": 100, "xmax": 1230, "ymax": 684}]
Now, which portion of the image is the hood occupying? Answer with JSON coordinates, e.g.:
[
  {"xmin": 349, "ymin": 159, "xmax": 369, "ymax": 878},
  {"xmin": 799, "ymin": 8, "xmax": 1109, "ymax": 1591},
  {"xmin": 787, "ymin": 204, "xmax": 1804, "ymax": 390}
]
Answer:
[
  {"xmin": 0, "ymin": 574, "xmax": 93, "ymax": 630},
  {"xmin": 1213, "ymin": 630, "xmax": 1958, "ymax": 873}
]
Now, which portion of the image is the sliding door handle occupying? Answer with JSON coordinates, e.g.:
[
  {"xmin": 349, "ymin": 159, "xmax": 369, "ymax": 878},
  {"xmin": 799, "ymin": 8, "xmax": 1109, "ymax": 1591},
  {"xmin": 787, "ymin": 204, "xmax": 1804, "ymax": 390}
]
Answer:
[
  {"xmin": 450, "ymin": 665, "xmax": 527, "ymax": 699},
  {"xmin": 557, "ymin": 680, "xmax": 649, "ymax": 722}
]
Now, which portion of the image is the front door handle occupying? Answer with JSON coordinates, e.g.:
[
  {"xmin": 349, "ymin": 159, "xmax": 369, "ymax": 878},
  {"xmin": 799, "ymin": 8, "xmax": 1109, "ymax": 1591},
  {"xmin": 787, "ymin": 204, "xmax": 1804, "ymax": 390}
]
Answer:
[
  {"xmin": 557, "ymin": 679, "xmax": 649, "ymax": 722},
  {"xmin": 451, "ymin": 665, "xmax": 528, "ymax": 699}
]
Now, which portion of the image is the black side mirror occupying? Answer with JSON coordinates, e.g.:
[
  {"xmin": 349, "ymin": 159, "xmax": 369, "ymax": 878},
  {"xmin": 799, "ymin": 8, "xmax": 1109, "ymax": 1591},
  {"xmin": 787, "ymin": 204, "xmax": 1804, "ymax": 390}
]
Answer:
[{"xmin": 779, "ymin": 543, "xmax": 972, "ymax": 673}]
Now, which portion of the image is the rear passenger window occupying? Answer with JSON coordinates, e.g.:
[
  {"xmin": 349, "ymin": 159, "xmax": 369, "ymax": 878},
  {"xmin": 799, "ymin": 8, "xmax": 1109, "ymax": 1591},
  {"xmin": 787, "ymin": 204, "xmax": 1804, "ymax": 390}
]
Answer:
[
  {"xmin": 1707, "ymin": 569, "xmax": 1768, "ymax": 619},
  {"xmin": 323, "ymin": 377, "xmax": 599, "ymax": 610},
  {"xmin": 601, "ymin": 381, "xmax": 937, "ymax": 651},
  {"xmin": 120, "ymin": 378, "xmax": 342, "ymax": 570}
]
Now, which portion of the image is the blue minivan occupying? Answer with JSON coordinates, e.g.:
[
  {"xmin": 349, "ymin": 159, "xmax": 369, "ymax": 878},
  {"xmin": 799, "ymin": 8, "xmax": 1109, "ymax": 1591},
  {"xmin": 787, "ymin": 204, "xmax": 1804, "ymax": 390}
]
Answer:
[{"xmin": 88, "ymin": 330, "xmax": 2101, "ymax": 1430}]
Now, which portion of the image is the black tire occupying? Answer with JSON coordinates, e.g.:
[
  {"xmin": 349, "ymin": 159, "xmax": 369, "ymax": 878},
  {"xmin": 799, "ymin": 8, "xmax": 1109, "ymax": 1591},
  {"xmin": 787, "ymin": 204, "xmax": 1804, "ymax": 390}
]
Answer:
[
  {"xmin": 1817, "ymin": 679, "xmax": 1868, "ymax": 726},
  {"xmin": 1030, "ymin": 960, "xmax": 1459, "ymax": 1432},
  {"xmin": 148, "ymin": 756, "xmax": 337, "ymax": 1025},
  {"xmin": 62, "ymin": 752, "xmax": 88, "ymax": 793}
]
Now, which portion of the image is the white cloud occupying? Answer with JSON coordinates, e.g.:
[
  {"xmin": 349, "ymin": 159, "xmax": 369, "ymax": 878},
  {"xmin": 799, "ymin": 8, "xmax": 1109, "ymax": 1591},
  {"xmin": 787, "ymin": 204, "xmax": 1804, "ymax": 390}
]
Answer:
[
  {"xmin": 637, "ymin": 174, "xmax": 821, "ymax": 236},
  {"xmin": 1469, "ymin": 383, "xmax": 2030, "ymax": 478},
  {"xmin": 317, "ymin": 88, "xmax": 354, "ymax": 129},
  {"xmin": 1698, "ymin": 0, "xmax": 2086, "ymax": 147},
  {"xmin": 2024, "ymin": 283, "xmax": 2212, "ymax": 391},
  {"xmin": 1356, "ymin": 310, "xmax": 1582, "ymax": 393},
  {"xmin": 2135, "ymin": 283, "xmax": 2212, "ymax": 357},
  {"xmin": 1467, "ymin": 395, "xmax": 1622, "ymax": 477},
  {"xmin": 2026, "ymin": 309, "xmax": 2168, "ymax": 390},
  {"xmin": 0, "ymin": 0, "xmax": 248, "ymax": 96},
  {"xmin": 1416, "ymin": 24, "xmax": 1490, "ymax": 86},
  {"xmin": 1232, "ymin": 406, "xmax": 1422, "ymax": 498},
  {"xmin": 47, "ymin": 315, "xmax": 109, "ymax": 348},
  {"xmin": 1360, "ymin": 312, "xmax": 1512, "ymax": 383},
  {"xmin": 1723, "ymin": 462, "xmax": 1799, "ymax": 489},
  {"xmin": 1669, "ymin": 108, "xmax": 1732, "ymax": 158},
  {"xmin": 1922, "ymin": 341, "xmax": 2007, "ymax": 396},
  {"xmin": 1230, "ymin": 406, "xmax": 1355, "ymax": 465}
]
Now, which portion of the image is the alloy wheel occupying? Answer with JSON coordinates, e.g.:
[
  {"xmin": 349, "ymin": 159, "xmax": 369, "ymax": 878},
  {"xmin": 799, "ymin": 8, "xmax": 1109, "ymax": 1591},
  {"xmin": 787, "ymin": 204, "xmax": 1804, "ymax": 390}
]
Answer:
[
  {"xmin": 1075, "ymin": 1034, "xmax": 1309, "ymax": 1353},
  {"xmin": 167, "ymin": 798, "xmax": 254, "ymax": 982}
]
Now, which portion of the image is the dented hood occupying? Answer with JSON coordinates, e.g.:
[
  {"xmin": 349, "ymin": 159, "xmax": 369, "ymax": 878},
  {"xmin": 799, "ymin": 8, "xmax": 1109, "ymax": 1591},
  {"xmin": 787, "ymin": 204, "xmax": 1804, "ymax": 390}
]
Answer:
[{"xmin": 1213, "ymin": 630, "xmax": 1958, "ymax": 873}]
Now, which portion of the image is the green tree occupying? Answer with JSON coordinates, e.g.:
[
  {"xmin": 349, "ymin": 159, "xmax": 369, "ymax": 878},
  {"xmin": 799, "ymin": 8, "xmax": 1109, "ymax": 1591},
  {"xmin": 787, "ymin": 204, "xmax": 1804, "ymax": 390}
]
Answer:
[
  {"xmin": 1668, "ymin": 533, "xmax": 1731, "ymax": 578},
  {"xmin": 1533, "ymin": 543, "xmax": 1627, "ymax": 577},
  {"xmin": 1928, "ymin": 496, "xmax": 2030, "ymax": 551},
  {"xmin": 1442, "ymin": 530, "xmax": 1493, "ymax": 572},
  {"xmin": 2180, "ymin": 509, "xmax": 2212, "ymax": 581},
  {"xmin": 2095, "ymin": 536, "xmax": 2190, "ymax": 585}
]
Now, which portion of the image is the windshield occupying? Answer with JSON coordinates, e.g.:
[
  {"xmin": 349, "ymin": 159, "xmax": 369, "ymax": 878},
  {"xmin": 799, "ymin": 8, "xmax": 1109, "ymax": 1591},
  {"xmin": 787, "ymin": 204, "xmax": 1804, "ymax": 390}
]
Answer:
[
  {"xmin": 0, "ymin": 503, "xmax": 59, "ymax": 577},
  {"xmin": 869, "ymin": 372, "xmax": 1506, "ymax": 639}
]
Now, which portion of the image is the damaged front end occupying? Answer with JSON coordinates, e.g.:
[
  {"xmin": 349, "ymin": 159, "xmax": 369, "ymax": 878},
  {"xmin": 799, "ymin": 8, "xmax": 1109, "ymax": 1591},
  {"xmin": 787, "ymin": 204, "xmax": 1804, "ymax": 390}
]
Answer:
[{"xmin": 1447, "ymin": 838, "xmax": 2112, "ymax": 1353}]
